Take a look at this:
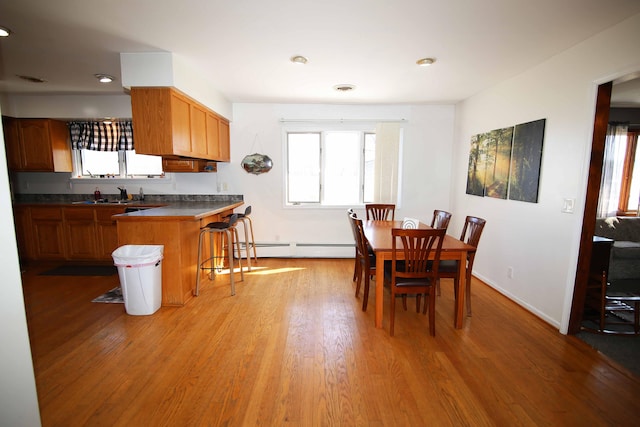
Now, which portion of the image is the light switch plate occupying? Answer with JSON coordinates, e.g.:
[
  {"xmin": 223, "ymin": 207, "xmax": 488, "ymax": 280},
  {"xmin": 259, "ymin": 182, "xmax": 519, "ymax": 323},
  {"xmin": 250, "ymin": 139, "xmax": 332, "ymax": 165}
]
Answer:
[{"xmin": 562, "ymin": 198, "xmax": 575, "ymax": 213}]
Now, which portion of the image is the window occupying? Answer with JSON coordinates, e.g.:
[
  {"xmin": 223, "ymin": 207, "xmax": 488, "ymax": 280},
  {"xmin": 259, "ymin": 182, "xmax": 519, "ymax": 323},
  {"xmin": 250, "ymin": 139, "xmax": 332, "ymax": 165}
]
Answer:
[
  {"xmin": 69, "ymin": 120, "xmax": 163, "ymax": 178},
  {"xmin": 620, "ymin": 130, "xmax": 640, "ymax": 213},
  {"xmin": 599, "ymin": 126, "xmax": 640, "ymax": 216},
  {"xmin": 286, "ymin": 130, "xmax": 376, "ymax": 206},
  {"xmin": 76, "ymin": 149, "xmax": 163, "ymax": 178}
]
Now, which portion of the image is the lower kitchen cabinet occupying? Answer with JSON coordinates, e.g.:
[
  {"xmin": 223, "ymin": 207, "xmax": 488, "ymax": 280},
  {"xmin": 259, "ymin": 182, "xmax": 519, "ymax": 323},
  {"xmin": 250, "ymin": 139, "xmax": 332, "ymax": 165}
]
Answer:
[
  {"xmin": 96, "ymin": 207, "xmax": 126, "ymax": 259},
  {"xmin": 30, "ymin": 207, "xmax": 66, "ymax": 260},
  {"xmin": 16, "ymin": 205, "xmax": 127, "ymax": 262},
  {"xmin": 64, "ymin": 207, "xmax": 99, "ymax": 259}
]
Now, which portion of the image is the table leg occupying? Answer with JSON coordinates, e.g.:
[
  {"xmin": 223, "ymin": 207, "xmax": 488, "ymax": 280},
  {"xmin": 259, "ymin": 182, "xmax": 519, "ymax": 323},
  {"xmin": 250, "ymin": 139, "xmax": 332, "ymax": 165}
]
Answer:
[
  {"xmin": 375, "ymin": 253, "xmax": 385, "ymax": 328},
  {"xmin": 454, "ymin": 250, "xmax": 467, "ymax": 328}
]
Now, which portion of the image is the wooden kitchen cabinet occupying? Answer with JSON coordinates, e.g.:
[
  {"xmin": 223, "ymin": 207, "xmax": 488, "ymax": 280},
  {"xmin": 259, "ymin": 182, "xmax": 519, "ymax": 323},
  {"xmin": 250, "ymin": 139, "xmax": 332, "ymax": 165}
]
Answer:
[
  {"xmin": 16, "ymin": 205, "xmax": 127, "ymax": 262},
  {"xmin": 130, "ymin": 87, "xmax": 230, "ymax": 163},
  {"xmin": 2, "ymin": 117, "xmax": 72, "ymax": 172},
  {"xmin": 161, "ymin": 158, "xmax": 217, "ymax": 172},
  {"xmin": 30, "ymin": 207, "xmax": 66, "ymax": 260},
  {"xmin": 96, "ymin": 207, "xmax": 126, "ymax": 259},
  {"xmin": 12, "ymin": 205, "xmax": 34, "ymax": 260},
  {"xmin": 64, "ymin": 208, "xmax": 98, "ymax": 259}
]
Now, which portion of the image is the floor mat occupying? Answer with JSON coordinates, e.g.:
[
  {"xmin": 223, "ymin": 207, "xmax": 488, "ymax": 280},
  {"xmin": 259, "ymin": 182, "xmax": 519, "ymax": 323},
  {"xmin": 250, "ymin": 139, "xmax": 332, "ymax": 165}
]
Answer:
[
  {"xmin": 92, "ymin": 287, "xmax": 123, "ymax": 303},
  {"xmin": 40, "ymin": 265, "xmax": 117, "ymax": 276}
]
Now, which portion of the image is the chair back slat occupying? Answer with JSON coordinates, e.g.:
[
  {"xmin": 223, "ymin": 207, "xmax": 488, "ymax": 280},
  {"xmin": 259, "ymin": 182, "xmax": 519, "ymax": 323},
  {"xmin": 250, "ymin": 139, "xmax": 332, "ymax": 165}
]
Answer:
[
  {"xmin": 430, "ymin": 209, "xmax": 452, "ymax": 232},
  {"xmin": 366, "ymin": 204, "xmax": 396, "ymax": 221}
]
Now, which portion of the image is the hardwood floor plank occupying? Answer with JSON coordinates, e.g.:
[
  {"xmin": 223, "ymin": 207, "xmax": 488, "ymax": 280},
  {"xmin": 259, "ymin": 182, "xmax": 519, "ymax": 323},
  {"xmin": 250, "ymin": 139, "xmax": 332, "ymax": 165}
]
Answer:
[{"xmin": 19, "ymin": 258, "xmax": 640, "ymax": 426}]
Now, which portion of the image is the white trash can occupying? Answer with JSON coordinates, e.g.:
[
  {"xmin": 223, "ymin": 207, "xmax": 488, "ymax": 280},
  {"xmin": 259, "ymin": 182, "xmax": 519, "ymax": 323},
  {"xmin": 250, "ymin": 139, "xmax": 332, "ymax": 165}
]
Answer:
[{"xmin": 112, "ymin": 245, "xmax": 164, "ymax": 315}]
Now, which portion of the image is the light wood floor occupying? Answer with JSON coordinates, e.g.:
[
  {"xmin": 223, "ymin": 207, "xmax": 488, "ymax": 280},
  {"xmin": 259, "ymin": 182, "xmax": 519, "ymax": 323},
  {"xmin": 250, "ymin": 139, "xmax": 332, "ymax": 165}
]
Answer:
[{"xmin": 22, "ymin": 258, "xmax": 640, "ymax": 426}]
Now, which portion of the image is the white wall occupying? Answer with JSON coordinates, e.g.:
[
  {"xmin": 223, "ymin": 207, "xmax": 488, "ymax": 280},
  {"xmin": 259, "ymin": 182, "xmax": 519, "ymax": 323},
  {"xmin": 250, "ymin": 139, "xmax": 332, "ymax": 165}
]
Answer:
[
  {"xmin": 452, "ymin": 13, "xmax": 640, "ymax": 332},
  {"xmin": 224, "ymin": 103, "xmax": 455, "ymax": 257},
  {"xmin": 0, "ymin": 108, "xmax": 42, "ymax": 425}
]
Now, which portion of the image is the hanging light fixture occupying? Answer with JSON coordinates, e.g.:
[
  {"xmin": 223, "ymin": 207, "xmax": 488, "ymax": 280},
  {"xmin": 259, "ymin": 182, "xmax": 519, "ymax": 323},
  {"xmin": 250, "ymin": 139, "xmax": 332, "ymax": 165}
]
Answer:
[{"xmin": 0, "ymin": 26, "xmax": 11, "ymax": 37}]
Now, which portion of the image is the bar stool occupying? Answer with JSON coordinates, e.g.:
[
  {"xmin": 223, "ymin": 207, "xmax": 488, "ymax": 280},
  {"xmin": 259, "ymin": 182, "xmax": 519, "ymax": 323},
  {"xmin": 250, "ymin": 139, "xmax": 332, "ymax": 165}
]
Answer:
[
  {"xmin": 227, "ymin": 206, "xmax": 257, "ymax": 271},
  {"xmin": 195, "ymin": 213, "xmax": 243, "ymax": 296}
]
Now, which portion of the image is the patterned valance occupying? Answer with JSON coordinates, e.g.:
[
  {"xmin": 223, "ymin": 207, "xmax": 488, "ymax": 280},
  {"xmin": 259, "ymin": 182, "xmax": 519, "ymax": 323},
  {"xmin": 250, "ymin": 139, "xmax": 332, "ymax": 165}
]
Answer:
[{"xmin": 68, "ymin": 120, "xmax": 134, "ymax": 151}]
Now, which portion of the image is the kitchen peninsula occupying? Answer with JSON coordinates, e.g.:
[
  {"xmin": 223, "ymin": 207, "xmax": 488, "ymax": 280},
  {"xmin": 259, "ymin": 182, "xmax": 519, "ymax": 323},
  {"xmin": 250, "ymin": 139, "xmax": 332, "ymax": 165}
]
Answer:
[{"xmin": 112, "ymin": 197, "xmax": 243, "ymax": 306}]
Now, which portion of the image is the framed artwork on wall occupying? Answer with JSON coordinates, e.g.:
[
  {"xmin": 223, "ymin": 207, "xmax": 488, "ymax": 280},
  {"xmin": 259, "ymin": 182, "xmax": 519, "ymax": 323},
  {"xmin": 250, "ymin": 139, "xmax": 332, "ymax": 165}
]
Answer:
[
  {"xmin": 508, "ymin": 119, "xmax": 546, "ymax": 203},
  {"xmin": 465, "ymin": 118, "xmax": 546, "ymax": 204}
]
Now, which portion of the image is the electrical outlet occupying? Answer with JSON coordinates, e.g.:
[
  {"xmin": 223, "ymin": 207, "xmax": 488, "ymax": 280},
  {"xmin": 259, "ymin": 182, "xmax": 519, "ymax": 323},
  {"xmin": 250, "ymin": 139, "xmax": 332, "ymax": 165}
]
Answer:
[{"xmin": 507, "ymin": 267, "xmax": 514, "ymax": 279}]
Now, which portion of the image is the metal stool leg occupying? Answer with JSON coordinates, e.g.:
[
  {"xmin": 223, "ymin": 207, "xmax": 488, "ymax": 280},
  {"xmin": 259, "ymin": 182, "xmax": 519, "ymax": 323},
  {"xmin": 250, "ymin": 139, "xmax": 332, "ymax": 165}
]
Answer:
[
  {"xmin": 244, "ymin": 215, "xmax": 258, "ymax": 264},
  {"xmin": 195, "ymin": 213, "xmax": 243, "ymax": 297}
]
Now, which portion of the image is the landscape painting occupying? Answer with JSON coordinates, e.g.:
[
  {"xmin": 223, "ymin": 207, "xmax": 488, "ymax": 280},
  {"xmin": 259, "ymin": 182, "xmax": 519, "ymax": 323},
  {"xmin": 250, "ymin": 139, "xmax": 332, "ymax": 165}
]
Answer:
[
  {"xmin": 508, "ymin": 119, "xmax": 546, "ymax": 203},
  {"xmin": 482, "ymin": 127, "xmax": 514, "ymax": 199},
  {"xmin": 465, "ymin": 132, "xmax": 488, "ymax": 196}
]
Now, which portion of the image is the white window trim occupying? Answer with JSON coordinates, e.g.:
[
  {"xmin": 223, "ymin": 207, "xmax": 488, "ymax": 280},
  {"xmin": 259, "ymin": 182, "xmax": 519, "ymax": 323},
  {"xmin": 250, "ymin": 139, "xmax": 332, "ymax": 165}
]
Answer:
[{"xmin": 282, "ymin": 122, "xmax": 398, "ymax": 209}]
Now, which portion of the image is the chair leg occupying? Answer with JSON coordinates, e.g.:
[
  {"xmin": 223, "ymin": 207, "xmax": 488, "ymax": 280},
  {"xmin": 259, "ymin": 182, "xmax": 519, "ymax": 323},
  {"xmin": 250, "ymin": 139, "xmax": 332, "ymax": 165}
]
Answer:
[
  {"xmin": 237, "ymin": 218, "xmax": 250, "ymax": 271},
  {"xmin": 195, "ymin": 229, "xmax": 205, "ymax": 296},
  {"xmin": 465, "ymin": 274, "xmax": 472, "ymax": 317},
  {"xmin": 402, "ymin": 295, "xmax": 408, "ymax": 311},
  {"xmin": 362, "ymin": 273, "xmax": 371, "ymax": 311},
  {"xmin": 355, "ymin": 264, "xmax": 363, "ymax": 298},
  {"xmin": 390, "ymin": 291, "xmax": 396, "ymax": 336},
  {"xmin": 428, "ymin": 290, "xmax": 436, "ymax": 336},
  {"xmin": 225, "ymin": 229, "xmax": 236, "ymax": 296},
  {"xmin": 232, "ymin": 227, "xmax": 244, "ymax": 282},
  {"xmin": 244, "ymin": 216, "xmax": 258, "ymax": 263}
]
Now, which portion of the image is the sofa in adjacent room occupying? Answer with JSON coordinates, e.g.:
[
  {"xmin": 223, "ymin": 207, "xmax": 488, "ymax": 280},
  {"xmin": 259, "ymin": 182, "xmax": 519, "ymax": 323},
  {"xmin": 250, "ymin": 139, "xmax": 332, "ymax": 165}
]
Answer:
[{"xmin": 594, "ymin": 217, "xmax": 640, "ymax": 282}]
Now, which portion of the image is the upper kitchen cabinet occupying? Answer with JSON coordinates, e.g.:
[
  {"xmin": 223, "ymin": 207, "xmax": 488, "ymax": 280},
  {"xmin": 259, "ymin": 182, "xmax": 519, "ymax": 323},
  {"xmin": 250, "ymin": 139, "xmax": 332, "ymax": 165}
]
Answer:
[
  {"xmin": 2, "ymin": 117, "xmax": 73, "ymax": 172},
  {"xmin": 130, "ymin": 87, "xmax": 230, "ymax": 162}
]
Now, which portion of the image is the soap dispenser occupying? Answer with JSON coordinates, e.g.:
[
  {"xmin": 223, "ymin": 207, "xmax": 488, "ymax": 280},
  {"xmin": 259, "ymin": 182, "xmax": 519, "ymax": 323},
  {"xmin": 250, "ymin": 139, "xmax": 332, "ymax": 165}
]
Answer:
[
  {"xmin": 139, "ymin": 187, "xmax": 144, "ymax": 201},
  {"xmin": 94, "ymin": 187, "xmax": 101, "ymax": 201}
]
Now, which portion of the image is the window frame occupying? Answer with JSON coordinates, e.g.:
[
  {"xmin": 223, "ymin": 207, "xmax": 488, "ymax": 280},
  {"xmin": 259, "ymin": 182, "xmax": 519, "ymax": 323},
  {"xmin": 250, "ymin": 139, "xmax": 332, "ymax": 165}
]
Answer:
[
  {"xmin": 71, "ymin": 148, "xmax": 165, "ymax": 180},
  {"xmin": 284, "ymin": 127, "xmax": 376, "ymax": 208},
  {"xmin": 618, "ymin": 129, "xmax": 639, "ymax": 215}
]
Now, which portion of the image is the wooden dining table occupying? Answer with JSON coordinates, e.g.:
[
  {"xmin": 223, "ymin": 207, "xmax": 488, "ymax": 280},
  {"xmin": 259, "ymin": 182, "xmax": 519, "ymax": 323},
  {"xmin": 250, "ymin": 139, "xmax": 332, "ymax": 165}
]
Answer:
[{"xmin": 363, "ymin": 220, "xmax": 477, "ymax": 329}]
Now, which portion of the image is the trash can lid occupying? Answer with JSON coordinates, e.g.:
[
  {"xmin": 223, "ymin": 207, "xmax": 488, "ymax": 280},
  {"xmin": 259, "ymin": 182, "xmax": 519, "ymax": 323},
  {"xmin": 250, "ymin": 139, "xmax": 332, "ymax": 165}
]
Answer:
[{"xmin": 112, "ymin": 245, "xmax": 164, "ymax": 265}]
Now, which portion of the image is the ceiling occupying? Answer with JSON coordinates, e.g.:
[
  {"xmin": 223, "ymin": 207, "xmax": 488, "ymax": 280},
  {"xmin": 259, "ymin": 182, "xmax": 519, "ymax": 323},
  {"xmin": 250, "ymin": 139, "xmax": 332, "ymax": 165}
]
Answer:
[{"xmin": 1, "ymin": 0, "xmax": 640, "ymax": 106}]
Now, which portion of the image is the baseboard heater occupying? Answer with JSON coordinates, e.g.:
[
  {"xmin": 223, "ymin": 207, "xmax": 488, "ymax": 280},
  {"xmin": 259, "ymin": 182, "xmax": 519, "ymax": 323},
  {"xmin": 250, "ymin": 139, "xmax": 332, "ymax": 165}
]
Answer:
[{"xmin": 252, "ymin": 242, "xmax": 354, "ymax": 258}]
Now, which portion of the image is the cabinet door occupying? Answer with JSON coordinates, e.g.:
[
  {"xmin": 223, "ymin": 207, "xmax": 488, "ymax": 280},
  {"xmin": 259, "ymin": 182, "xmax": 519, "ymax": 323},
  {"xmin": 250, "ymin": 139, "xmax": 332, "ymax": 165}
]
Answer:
[
  {"xmin": 218, "ymin": 119, "xmax": 230, "ymax": 162},
  {"xmin": 96, "ymin": 207, "xmax": 125, "ymax": 260},
  {"xmin": 206, "ymin": 112, "xmax": 221, "ymax": 159},
  {"xmin": 190, "ymin": 103, "xmax": 208, "ymax": 157},
  {"xmin": 170, "ymin": 92, "xmax": 192, "ymax": 155},
  {"xmin": 19, "ymin": 119, "xmax": 55, "ymax": 171},
  {"xmin": 31, "ymin": 207, "xmax": 66, "ymax": 259},
  {"xmin": 13, "ymin": 206, "xmax": 34, "ymax": 260},
  {"xmin": 2, "ymin": 116, "xmax": 24, "ymax": 169},
  {"xmin": 64, "ymin": 208, "xmax": 98, "ymax": 260}
]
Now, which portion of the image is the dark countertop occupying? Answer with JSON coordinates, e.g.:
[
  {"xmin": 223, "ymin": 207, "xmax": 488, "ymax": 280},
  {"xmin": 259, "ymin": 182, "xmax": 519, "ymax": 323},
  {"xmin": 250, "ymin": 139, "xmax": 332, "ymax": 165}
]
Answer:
[
  {"xmin": 14, "ymin": 194, "xmax": 244, "ymax": 220},
  {"xmin": 114, "ymin": 201, "xmax": 244, "ymax": 220}
]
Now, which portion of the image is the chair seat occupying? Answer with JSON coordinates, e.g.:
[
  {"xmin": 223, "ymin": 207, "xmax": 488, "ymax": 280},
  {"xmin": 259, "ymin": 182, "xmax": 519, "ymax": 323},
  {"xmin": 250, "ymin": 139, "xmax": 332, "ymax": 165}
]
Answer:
[
  {"xmin": 438, "ymin": 260, "xmax": 459, "ymax": 273},
  {"xmin": 204, "ymin": 221, "xmax": 233, "ymax": 230},
  {"xmin": 393, "ymin": 278, "xmax": 434, "ymax": 288}
]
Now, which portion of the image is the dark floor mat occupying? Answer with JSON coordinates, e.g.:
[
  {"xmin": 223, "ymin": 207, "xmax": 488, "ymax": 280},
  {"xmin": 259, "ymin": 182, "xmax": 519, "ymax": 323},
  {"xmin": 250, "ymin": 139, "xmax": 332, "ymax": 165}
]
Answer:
[{"xmin": 40, "ymin": 265, "xmax": 117, "ymax": 276}]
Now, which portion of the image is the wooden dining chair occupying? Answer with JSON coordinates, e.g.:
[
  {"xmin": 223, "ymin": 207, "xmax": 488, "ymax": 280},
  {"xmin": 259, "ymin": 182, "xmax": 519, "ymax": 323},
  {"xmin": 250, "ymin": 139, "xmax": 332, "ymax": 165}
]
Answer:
[
  {"xmin": 437, "ymin": 216, "xmax": 486, "ymax": 316},
  {"xmin": 365, "ymin": 203, "xmax": 395, "ymax": 221},
  {"xmin": 385, "ymin": 227, "xmax": 445, "ymax": 336},
  {"xmin": 430, "ymin": 209, "xmax": 452, "ymax": 231},
  {"xmin": 351, "ymin": 213, "xmax": 376, "ymax": 311},
  {"xmin": 411, "ymin": 209, "xmax": 452, "ymax": 312}
]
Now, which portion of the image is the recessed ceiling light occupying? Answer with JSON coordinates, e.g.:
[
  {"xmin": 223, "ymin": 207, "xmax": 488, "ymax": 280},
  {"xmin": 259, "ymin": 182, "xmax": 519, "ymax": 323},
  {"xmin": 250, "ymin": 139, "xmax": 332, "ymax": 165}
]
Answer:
[
  {"xmin": 17, "ymin": 75, "xmax": 47, "ymax": 83},
  {"xmin": 416, "ymin": 57, "xmax": 435, "ymax": 67},
  {"xmin": 0, "ymin": 26, "xmax": 11, "ymax": 37},
  {"xmin": 334, "ymin": 84, "xmax": 356, "ymax": 92},
  {"xmin": 290, "ymin": 55, "xmax": 308, "ymax": 65},
  {"xmin": 94, "ymin": 74, "xmax": 115, "ymax": 83}
]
